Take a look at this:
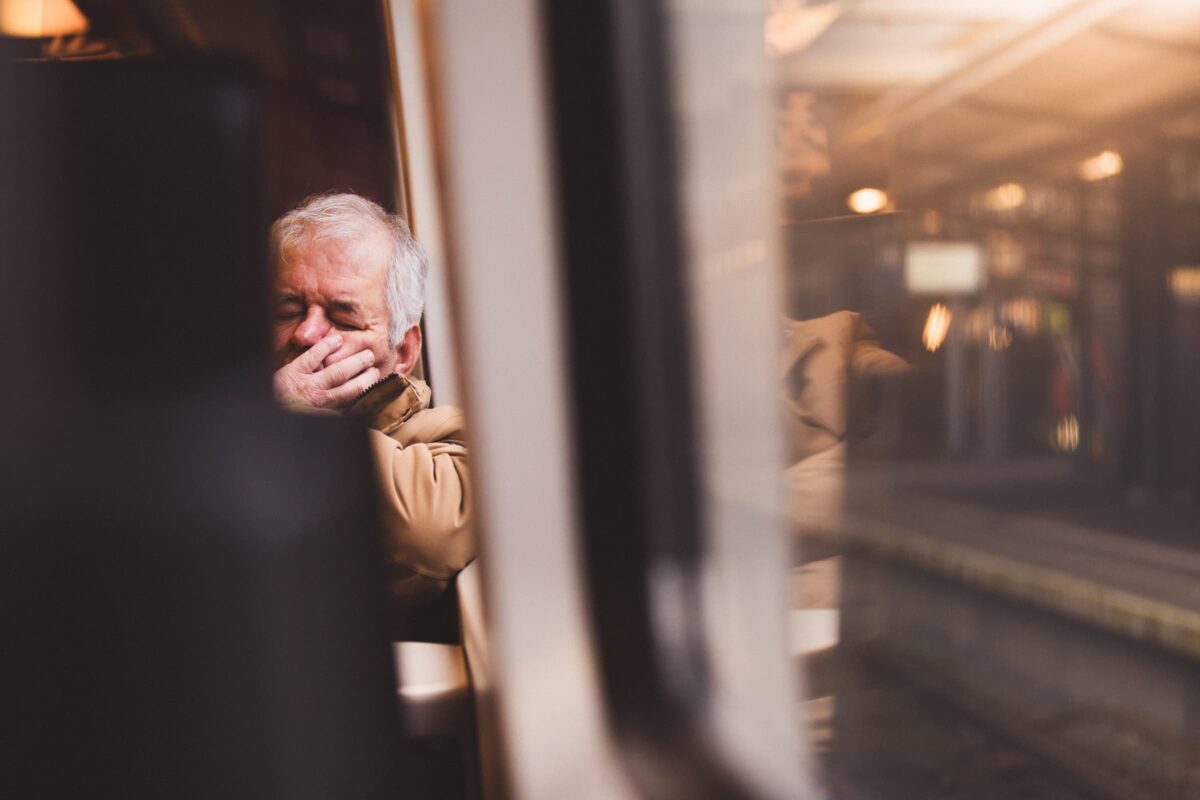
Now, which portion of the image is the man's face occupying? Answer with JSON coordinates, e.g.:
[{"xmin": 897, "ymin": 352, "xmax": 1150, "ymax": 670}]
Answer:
[{"xmin": 273, "ymin": 232, "xmax": 399, "ymax": 375}]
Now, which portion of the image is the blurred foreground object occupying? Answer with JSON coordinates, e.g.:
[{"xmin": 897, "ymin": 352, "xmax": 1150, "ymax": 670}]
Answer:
[{"xmin": 0, "ymin": 61, "xmax": 404, "ymax": 798}]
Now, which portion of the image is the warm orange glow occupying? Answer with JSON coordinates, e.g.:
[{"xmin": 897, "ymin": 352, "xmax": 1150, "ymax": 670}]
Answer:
[
  {"xmin": 1170, "ymin": 266, "xmax": 1200, "ymax": 299},
  {"xmin": 848, "ymin": 187, "xmax": 889, "ymax": 215},
  {"xmin": 1079, "ymin": 150, "xmax": 1123, "ymax": 182},
  {"xmin": 0, "ymin": 0, "xmax": 88, "ymax": 38},
  {"xmin": 923, "ymin": 303, "xmax": 952, "ymax": 353},
  {"xmin": 987, "ymin": 325, "xmax": 1012, "ymax": 351},
  {"xmin": 1051, "ymin": 415, "xmax": 1080, "ymax": 453},
  {"xmin": 984, "ymin": 182, "xmax": 1026, "ymax": 212}
]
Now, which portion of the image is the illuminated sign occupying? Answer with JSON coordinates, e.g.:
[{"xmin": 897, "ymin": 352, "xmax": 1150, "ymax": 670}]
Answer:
[{"xmin": 905, "ymin": 241, "xmax": 986, "ymax": 295}]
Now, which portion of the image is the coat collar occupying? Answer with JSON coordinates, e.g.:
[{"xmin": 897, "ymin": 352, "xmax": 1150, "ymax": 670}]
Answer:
[{"xmin": 346, "ymin": 372, "xmax": 432, "ymax": 435}]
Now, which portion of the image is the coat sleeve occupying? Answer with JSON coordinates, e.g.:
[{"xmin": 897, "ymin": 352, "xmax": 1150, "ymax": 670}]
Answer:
[{"xmin": 366, "ymin": 420, "xmax": 474, "ymax": 581}]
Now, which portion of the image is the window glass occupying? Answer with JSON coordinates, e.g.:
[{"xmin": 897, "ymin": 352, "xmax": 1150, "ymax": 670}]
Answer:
[{"xmin": 675, "ymin": 1, "xmax": 1200, "ymax": 796}]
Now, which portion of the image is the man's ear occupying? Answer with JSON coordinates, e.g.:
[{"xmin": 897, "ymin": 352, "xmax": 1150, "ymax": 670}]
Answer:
[{"xmin": 393, "ymin": 324, "xmax": 423, "ymax": 376}]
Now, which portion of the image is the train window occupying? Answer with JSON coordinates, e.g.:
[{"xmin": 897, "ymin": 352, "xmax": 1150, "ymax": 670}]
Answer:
[
  {"xmin": 14, "ymin": 1, "xmax": 1200, "ymax": 797},
  {"xmin": 667, "ymin": 1, "xmax": 1200, "ymax": 797}
]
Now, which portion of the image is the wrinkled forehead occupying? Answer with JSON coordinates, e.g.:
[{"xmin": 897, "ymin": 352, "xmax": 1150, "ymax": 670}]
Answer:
[{"xmin": 275, "ymin": 227, "xmax": 390, "ymax": 283}]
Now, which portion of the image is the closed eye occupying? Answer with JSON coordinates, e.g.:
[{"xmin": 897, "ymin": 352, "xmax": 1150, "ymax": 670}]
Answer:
[{"xmin": 275, "ymin": 293, "xmax": 304, "ymax": 321}]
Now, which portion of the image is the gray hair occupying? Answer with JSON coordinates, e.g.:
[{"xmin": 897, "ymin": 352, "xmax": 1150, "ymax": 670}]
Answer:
[{"xmin": 270, "ymin": 193, "xmax": 428, "ymax": 346}]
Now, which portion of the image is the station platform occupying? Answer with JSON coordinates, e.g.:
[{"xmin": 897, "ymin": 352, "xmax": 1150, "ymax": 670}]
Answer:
[
  {"xmin": 839, "ymin": 458, "xmax": 1200, "ymax": 660},
  {"xmin": 795, "ymin": 457, "xmax": 1200, "ymax": 800}
]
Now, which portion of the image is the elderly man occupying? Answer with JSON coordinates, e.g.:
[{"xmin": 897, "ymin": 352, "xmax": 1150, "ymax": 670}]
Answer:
[{"xmin": 271, "ymin": 193, "xmax": 472, "ymax": 641}]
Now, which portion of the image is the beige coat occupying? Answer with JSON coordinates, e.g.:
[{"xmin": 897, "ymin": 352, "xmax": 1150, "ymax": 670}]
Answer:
[
  {"xmin": 783, "ymin": 311, "xmax": 908, "ymax": 535},
  {"xmin": 348, "ymin": 374, "xmax": 473, "ymax": 641},
  {"xmin": 782, "ymin": 310, "xmax": 909, "ymax": 464}
]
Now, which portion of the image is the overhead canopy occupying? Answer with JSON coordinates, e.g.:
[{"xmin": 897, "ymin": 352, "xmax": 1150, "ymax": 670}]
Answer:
[{"xmin": 773, "ymin": 0, "xmax": 1200, "ymax": 194}]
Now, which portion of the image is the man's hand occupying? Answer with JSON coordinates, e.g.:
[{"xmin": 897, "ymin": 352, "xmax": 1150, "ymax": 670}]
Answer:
[{"xmin": 273, "ymin": 332, "xmax": 381, "ymax": 410}]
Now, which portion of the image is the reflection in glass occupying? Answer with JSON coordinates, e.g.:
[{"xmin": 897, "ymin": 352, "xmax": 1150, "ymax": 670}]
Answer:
[{"xmin": 769, "ymin": 1, "xmax": 1200, "ymax": 796}]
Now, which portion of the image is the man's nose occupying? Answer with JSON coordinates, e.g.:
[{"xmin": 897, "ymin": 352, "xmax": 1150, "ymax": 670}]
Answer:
[{"xmin": 294, "ymin": 306, "xmax": 332, "ymax": 347}]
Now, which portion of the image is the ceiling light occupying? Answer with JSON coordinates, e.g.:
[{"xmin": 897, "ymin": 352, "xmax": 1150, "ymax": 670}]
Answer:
[
  {"xmin": 1079, "ymin": 150, "xmax": 1123, "ymax": 182},
  {"xmin": 0, "ymin": 0, "xmax": 88, "ymax": 38},
  {"xmin": 848, "ymin": 187, "xmax": 889, "ymax": 214},
  {"xmin": 984, "ymin": 182, "xmax": 1026, "ymax": 212}
]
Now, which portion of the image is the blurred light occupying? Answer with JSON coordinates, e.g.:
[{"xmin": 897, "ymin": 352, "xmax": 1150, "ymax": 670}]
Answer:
[
  {"xmin": 848, "ymin": 187, "xmax": 889, "ymax": 214},
  {"xmin": 1170, "ymin": 266, "xmax": 1200, "ymax": 300},
  {"xmin": 906, "ymin": 241, "xmax": 985, "ymax": 294},
  {"xmin": 1046, "ymin": 303, "xmax": 1072, "ymax": 335},
  {"xmin": 988, "ymin": 325, "xmax": 1012, "ymax": 351},
  {"xmin": 1079, "ymin": 150, "xmax": 1124, "ymax": 182},
  {"xmin": 1002, "ymin": 297, "xmax": 1041, "ymax": 335},
  {"xmin": 0, "ymin": 0, "xmax": 88, "ymax": 38},
  {"xmin": 923, "ymin": 303, "xmax": 952, "ymax": 353},
  {"xmin": 984, "ymin": 182, "xmax": 1026, "ymax": 212},
  {"xmin": 766, "ymin": 0, "xmax": 842, "ymax": 57},
  {"xmin": 1051, "ymin": 415, "xmax": 1080, "ymax": 453}
]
